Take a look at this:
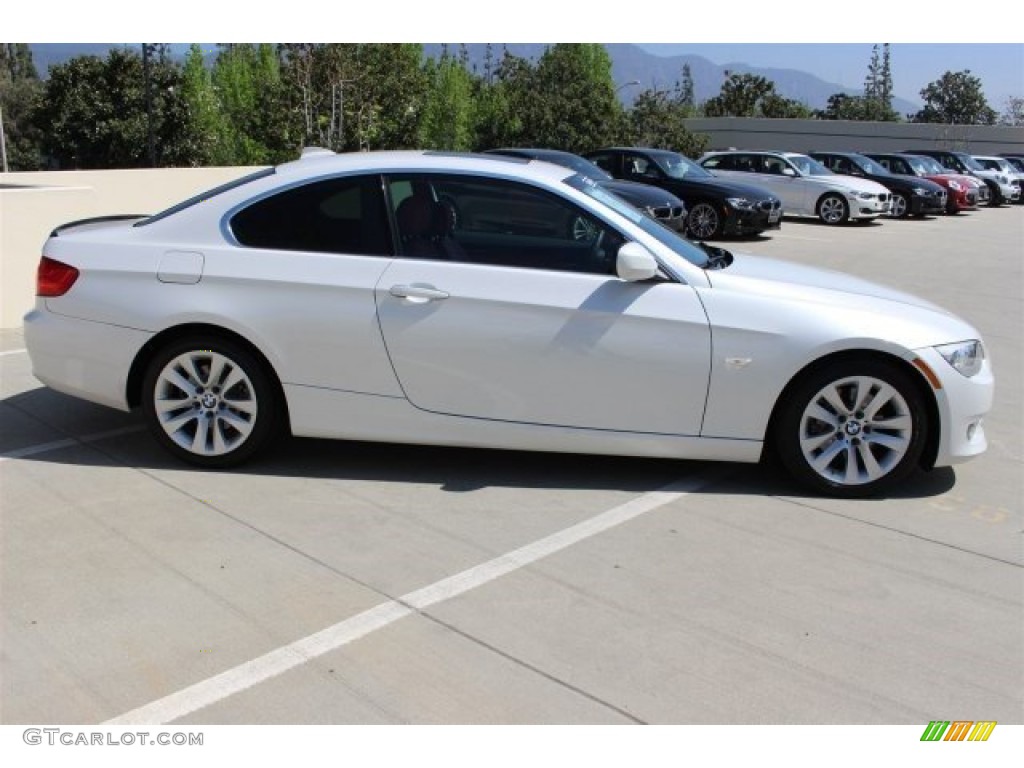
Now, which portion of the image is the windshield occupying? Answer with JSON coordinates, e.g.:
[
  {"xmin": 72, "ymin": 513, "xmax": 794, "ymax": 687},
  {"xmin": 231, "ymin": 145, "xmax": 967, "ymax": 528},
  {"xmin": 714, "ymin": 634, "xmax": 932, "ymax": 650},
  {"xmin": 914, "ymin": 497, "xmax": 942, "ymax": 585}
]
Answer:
[
  {"xmin": 564, "ymin": 173, "xmax": 709, "ymax": 268},
  {"xmin": 787, "ymin": 154, "xmax": 832, "ymax": 176},
  {"xmin": 960, "ymin": 154, "xmax": 985, "ymax": 172},
  {"xmin": 912, "ymin": 156, "xmax": 947, "ymax": 175},
  {"xmin": 651, "ymin": 152, "xmax": 714, "ymax": 180},
  {"xmin": 850, "ymin": 154, "xmax": 889, "ymax": 176}
]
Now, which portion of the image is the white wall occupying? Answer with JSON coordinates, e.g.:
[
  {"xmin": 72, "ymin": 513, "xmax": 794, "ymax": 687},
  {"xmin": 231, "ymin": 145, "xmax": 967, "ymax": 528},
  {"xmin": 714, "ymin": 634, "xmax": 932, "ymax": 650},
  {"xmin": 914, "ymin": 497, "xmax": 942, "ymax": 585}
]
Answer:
[
  {"xmin": 683, "ymin": 117, "xmax": 1024, "ymax": 155},
  {"xmin": 1, "ymin": 167, "xmax": 259, "ymax": 328}
]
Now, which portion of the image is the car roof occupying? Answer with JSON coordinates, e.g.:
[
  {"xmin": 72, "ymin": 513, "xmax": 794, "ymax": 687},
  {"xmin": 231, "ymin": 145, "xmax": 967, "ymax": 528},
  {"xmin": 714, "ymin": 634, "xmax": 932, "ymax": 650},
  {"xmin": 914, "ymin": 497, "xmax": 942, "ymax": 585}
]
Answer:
[{"xmin": 274, "ymin": 149, "xmax": 572, "ymax": 184}]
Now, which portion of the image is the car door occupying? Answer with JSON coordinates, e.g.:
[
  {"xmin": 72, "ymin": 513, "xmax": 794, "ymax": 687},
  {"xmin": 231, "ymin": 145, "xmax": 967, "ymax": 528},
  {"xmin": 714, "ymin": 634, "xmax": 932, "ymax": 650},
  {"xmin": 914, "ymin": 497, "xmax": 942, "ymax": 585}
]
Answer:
[
  {"xmin": 747, "ymin": 154, "xmax": 809, "ymax": 215},
  {"xmin": 374, "ymin": 173, "xmax": 712, "ymax": 436}
]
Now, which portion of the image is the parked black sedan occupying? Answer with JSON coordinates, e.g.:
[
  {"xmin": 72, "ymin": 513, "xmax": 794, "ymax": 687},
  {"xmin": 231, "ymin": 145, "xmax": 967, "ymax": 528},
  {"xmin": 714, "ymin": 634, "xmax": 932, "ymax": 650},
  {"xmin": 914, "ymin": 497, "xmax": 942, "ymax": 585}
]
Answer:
[
  {"xmin": 584, "ymin": 147, "xmax": 782, "ymax": 240},
  {"xmin": 809, "ymin": 151, "xmax": 947, "ymax": 218},
  {"xmin": 485, "ymin": 148, "xmax": 688, "ymax": 234}
]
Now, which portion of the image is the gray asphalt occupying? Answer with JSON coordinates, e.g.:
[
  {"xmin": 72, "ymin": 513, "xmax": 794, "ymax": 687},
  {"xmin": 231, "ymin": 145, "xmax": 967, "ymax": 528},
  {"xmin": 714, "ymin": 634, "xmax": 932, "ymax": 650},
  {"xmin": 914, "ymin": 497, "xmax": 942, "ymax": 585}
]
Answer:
[{"xmin": 1, "ymin": 204, "xmax": 1021, "ymax": 727}]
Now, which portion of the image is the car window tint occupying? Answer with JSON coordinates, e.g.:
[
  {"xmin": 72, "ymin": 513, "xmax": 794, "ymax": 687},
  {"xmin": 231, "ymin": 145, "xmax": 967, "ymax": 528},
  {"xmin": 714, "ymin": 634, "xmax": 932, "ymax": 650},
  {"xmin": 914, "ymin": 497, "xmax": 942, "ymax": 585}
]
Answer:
[
  {"xmin": 230, "ymin": 174, "xmax": 391, "ymax": 256},
  {"xmin": 387, "ymin": 174, "xmax": 625, "ymax": 275},
  {"xmin": 588, "ymin": 153, "xmax": 616, "ymax": 174}
]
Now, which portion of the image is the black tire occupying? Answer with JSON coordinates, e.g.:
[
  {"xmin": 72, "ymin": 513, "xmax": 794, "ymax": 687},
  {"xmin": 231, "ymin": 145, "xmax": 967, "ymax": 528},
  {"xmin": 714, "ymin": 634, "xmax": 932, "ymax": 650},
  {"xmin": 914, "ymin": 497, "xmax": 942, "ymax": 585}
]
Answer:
[
  {"xmin": 817, "ymin": 193, "xmax": 849, "ymax": 225},
  {"xmin": 891, "ymin": 192, "xmax": 909, "ymax": 218},
  {"xmin": 774, "ymin": 358, "xmax": 928, "ymax": 498},
  {"xmin": 142, "ymin": 336, "xmax": 279, "ymax": 468},
  {"xmin": 687, "ymin": 201, "xmax": 721, "ymax": 240},
  {"xmin": 988, "ymin": 186, "xmax": 1003, "ymax": 207}
]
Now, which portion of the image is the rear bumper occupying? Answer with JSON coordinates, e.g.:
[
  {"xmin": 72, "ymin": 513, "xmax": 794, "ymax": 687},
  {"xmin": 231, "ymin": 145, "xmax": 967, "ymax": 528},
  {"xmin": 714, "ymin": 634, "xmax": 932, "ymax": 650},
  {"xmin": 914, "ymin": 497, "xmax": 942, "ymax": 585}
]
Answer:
[{"xmin": 24, "ymin": 304, "xmax": 150, "ymax": 411}]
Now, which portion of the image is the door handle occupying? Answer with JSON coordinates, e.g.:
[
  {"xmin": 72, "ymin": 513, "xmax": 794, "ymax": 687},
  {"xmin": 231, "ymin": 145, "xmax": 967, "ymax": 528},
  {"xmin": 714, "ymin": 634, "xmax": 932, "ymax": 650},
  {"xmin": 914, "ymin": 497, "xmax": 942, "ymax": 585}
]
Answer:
[{"xmin": 389, "ymin": 284, "xmax": 450, "ymax": 302}]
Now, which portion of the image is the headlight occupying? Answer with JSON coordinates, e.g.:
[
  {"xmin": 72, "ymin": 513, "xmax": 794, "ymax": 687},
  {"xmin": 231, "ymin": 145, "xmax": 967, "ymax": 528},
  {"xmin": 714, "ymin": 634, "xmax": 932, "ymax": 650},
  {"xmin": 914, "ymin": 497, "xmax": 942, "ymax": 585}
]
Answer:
[
  {"xmin": 948, "ymin": 180, "xmax": 963, "ymax": 191},
  {"xmin": 912, "ymin": 187, "xmax": 928, "ymax": 195},
  {"xmin": 726, "ymin": 197, "xmax": 755, "ymax": 210},
  {"xmin": 857, "ymin": 192, "xmax": 875, "ymax": 199},
  {"xmin": 936, "ymin": 340, "xmax": 985, "ymax": 378},
  {"xmin": 997, "ymin": 175, "xmax": 1008, "ymax": 184}
]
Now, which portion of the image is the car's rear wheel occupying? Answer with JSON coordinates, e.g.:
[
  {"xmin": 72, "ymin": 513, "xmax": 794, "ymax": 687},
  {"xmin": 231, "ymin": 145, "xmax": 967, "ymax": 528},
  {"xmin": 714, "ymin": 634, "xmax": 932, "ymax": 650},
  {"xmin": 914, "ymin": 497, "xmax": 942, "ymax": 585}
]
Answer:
[
  {"xmin": 687, "ymin": 202, "xmax": 721, "ymax": 240},
  {"xmin": 817, "ymin": 193, "xmax": 849, "ymax": 225},
  {"xmin": 891, "ymin": 192, "xmax": 909, "ymax": 218},
  {"xmin": 775, "ymin": 359, "xmax": 928, "ymax": 497},
  {"xmin": 142, "ymin": 337, "xmax": 278, "ymax": 467}
]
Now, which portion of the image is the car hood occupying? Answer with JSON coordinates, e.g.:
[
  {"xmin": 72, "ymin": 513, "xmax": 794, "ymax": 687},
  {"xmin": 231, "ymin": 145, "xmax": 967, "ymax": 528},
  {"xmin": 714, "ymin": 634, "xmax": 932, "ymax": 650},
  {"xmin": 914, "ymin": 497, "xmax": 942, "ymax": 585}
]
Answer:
[
  {"xmin": 704, "ymin": 253, "xmax": 979, "ymax": 347},
  {"xmin": 673, "ymin": 176, "xmax": 777, "ymax": 201},
  {"xmin": 600, "ymin": 179, "xmax": 683, "ymax": 206},
  {"xmin": 804, "ymin": 174, "xmax": 889, "ymax": 195}
]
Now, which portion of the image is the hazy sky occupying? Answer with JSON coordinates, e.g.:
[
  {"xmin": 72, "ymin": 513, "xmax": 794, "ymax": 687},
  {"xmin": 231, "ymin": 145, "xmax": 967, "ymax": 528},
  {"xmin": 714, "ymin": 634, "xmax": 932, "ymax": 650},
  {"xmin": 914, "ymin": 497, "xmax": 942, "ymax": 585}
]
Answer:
[
  {"xmin": 11, "ymin": 2, "xmax": 1023, "ymax": 112},
  {"xmin": 637, "ymin": 44, "xmax": 1023, "ymax": 111}
]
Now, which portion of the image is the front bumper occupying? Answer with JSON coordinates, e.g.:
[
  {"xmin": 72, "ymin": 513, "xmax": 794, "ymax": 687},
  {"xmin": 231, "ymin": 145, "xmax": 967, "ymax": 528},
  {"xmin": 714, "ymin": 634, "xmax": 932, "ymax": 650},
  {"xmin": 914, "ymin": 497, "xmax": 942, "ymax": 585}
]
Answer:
[
  {"xmin": 847, "ymin": 191, "xmax": 891, "ymax": 219},
  {"xmin": 909, "ymin": 190, "xmax": 947, "ymax": 215},
  {"xmin": 721, "ymin": 201, "xmax": 782, "ymax": 235},
  {"xmin": 913, "ymin": 346, "xmax": 994, "ymax": 468}
]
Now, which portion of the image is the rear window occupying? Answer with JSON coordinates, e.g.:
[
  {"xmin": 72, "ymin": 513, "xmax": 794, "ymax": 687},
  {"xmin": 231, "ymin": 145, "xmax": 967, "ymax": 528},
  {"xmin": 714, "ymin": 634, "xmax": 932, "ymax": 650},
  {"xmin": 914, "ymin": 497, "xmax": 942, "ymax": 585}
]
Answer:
[
  {"xmin": 229, "ymin": 174, "xmax": 391, "ymax": 256},
  {"xmin": 135, "ymin": 168, "xmax": 276, "ymax": 226}
]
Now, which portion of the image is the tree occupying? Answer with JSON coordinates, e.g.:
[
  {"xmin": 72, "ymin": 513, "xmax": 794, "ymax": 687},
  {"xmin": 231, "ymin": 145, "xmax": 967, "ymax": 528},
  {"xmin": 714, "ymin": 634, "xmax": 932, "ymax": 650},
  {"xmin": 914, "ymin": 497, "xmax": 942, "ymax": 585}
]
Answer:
[
  {"xmin": 816, "ymin": 92, "xmax": 870, "ymax": 121},
  {"xmin": 628, "ymin": 88, "xmax": 707, "ymax": 157},
  {"xmin": 861, "ymin": 44, "xmax": 898, "ymax": 121},
  {"xmin": 703, "ymin": 72, "xmax": 808, "ymax": 118},
  {"xmin": 34, "ymin": 47, "xmax": 191, "ymax": 169},
  {"xmin": 519, "ymin": 44, "xmax": 624, "ymax": 152},
  {"xmin": 180, "ymin": 44, "xmax": 229, "ymax": 165},
  {"xmin": 1, "ymin": 43, "xmax": 44, "ymax": 170},
  {"xmin": 419, "ymin": 51, "xmax": 475, "ymax": 150},
  {"xmin": 1000, "ymin": 96, "xmax": 1024, "ymax": 126},
  {"xmin": 280, "ymin": 44, "xmax": 425, "ymax": 153},
  {"xmin": 676, "ymin": 64, "xmax": 695, "ymax": 113},
  {"xmin": 914, "ymin": 70, "xmax": 997, "ymax": 125}
]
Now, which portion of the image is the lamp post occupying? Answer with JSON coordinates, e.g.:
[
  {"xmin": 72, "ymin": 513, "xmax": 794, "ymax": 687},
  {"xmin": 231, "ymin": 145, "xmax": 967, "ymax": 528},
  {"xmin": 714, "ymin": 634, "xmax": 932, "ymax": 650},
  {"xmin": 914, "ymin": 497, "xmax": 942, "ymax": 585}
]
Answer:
[
  {"xmin": 142, "ymin": 43, "xmax": 156, "ymax": 167},
  {"xmin": 0, "ymin": 103, "xmax": 8, "ymax": 173}
]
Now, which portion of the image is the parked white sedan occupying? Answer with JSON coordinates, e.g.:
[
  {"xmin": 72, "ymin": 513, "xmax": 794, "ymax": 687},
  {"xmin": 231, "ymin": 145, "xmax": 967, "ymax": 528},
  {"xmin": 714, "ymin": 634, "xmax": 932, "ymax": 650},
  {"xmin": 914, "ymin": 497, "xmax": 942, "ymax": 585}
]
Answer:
[
  {"xmin": 699, "ymin": 150, "xmax": 893, "ymax": 224},
  {"xmin": 25, "ymin": 150, "xmax": 992, "ymax": 496}
]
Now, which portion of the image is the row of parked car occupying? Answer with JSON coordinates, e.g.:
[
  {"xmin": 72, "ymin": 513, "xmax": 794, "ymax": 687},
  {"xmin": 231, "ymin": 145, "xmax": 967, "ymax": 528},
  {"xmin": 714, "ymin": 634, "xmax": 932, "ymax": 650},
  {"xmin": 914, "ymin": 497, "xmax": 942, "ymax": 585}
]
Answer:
[{"xmin": 488, "ymin": 147, "xmax": 1023, "ymax": 241}]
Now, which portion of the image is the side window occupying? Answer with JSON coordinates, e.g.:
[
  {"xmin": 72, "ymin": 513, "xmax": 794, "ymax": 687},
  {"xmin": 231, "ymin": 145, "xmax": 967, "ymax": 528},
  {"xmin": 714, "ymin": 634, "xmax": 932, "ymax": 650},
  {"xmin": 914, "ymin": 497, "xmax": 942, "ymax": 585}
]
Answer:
[
  {"xmin": 588, "ymin": 153, "xmax": 617, "ymax": 175},
  {"xmin": 387, "ymin": 174, "xmax": 625, "ymax": 275},
  {"xmin": 230, "ymin": 175, "xmax": 391, "ymax": 256},
  {"xmin": 762, "ymin": 156, "xmax": 787, "ymax": 175},
  {"xmin": 732, "ymin": 154, "xmax": 756, "ymax": 173},
  {"xmin": 624, "ymin": 154, "xmax": 659, "ymax": 180},
  {"xmin": 832, "ymin": 157, "xmax": 852, "ymax": 174},
  {"xmin": 703, "ymin": 155, "xmax": 731, "ymax": 170}
]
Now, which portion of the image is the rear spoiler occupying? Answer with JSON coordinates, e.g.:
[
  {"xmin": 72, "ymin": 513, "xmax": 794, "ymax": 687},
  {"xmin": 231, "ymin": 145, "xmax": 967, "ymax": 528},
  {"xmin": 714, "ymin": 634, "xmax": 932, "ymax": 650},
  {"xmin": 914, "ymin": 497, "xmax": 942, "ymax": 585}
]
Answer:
[{"xmin": 50, "ymin": 214, "xmax": 150, "ymax": 237}]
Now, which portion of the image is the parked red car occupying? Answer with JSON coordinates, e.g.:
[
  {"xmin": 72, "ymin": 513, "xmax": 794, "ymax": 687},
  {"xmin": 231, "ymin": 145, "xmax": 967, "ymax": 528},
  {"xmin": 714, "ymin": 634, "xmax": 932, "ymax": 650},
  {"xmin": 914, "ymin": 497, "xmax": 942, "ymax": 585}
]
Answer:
[{"xmin": 865, "ymin": 153, "xmax": 985, "ymax": 213}]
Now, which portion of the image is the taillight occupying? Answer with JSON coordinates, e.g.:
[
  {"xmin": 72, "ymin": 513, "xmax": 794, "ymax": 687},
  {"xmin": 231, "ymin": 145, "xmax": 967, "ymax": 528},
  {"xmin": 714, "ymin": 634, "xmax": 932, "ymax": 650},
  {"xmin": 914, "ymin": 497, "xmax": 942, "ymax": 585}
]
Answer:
[{"xmin": 37, "ymin": 256, "xmax": 80, "ymax": 297}]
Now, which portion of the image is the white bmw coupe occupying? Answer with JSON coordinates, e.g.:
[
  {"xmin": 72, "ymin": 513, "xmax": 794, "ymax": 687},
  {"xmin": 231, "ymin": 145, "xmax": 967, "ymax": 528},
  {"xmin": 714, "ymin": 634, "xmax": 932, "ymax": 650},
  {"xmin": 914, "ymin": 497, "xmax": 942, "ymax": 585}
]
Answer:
[{"xmin": 25, "ymin": 150, "xmax": 993, "ymax": 497}]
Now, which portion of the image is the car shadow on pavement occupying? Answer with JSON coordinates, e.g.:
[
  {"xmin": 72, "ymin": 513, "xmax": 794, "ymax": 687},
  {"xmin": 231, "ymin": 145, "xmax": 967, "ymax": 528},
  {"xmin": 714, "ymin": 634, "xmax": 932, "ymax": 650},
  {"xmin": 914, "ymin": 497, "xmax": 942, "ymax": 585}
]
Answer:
[{"xmin": 3, "ymin": 388, "xmax": 956, "ymax": 500}]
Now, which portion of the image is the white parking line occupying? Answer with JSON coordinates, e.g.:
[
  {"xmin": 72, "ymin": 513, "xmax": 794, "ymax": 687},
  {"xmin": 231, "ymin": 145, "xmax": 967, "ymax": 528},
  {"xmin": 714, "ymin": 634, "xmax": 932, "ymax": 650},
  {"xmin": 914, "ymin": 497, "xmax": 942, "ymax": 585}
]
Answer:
[
  {"xmin": 0, "ymin": 348, "xmax": 27, "ymax": 357},
  {"xmin": 104, "ymin": 470, "xmax": 725, "ymax": 725},
  {"xmin": 0, "ymin": 425, "xmax": 146, "ymax": 463}
]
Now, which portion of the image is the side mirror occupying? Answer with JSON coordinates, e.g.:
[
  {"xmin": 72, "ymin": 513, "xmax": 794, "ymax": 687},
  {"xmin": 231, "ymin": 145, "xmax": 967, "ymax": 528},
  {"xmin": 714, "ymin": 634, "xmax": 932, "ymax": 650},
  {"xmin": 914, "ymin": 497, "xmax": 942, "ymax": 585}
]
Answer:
[
  {"xmin": 616, "ymin": 242, "xmax": 659, "ymax": 282},
  {"xmin": 782, "ymin": 167, "xmax": 797, "ymax": 177}
]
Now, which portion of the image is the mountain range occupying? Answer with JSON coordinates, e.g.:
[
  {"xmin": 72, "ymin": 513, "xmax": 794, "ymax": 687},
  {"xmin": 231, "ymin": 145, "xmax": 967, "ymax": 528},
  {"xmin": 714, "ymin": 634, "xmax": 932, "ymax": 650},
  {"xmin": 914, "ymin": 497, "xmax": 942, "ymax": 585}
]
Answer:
[{"xmin": 26, "ymin": 43, "xmax": 921, "ymax": 113}]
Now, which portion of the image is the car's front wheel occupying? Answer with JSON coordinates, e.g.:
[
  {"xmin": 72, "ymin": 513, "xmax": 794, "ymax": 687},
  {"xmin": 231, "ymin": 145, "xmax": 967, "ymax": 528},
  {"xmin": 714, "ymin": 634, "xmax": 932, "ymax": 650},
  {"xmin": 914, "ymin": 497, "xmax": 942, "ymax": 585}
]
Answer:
[
  {"xmin": 687, "ymin": 202, "xmax": 721, "ymax": 240},
  {"xmin": 891, "ymin": 192, "xmax": 909, "ymax": 218},
  {"xmin": 817, "ymin": 193, "xmax": 849, "ymax": 225},
  {"xmin": 775, "ymin": 359, "xmax": 928, "ymax": 497},
  {"xmin": 142, "ymin": 337, "xmax": 278, "ymax": 467}
]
